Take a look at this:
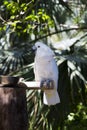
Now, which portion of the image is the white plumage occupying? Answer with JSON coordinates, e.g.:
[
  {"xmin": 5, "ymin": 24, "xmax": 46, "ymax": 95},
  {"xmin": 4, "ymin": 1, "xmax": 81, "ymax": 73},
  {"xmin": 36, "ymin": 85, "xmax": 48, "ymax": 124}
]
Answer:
[{"xmin": 33, "ymin": 41, "xmax": 60, "ymax": 106}]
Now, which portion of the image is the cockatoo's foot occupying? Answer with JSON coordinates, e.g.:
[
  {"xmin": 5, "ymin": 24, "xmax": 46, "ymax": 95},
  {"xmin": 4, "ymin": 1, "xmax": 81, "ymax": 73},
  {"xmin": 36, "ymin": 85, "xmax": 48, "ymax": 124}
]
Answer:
[
  {"xmin": 40, "ymin": 79, "xmax": 54, "ymax": 89},
  {"xmin": 40, "ymin": 79, "xmax": 46, "ymax": 88}
]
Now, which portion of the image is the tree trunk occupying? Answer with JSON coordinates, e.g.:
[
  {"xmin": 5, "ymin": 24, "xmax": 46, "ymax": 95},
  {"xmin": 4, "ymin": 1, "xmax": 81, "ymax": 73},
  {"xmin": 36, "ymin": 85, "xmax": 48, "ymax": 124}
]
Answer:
[{"xmin": 0, "ymin": 85, "xmax": 28, "ymax": 130}]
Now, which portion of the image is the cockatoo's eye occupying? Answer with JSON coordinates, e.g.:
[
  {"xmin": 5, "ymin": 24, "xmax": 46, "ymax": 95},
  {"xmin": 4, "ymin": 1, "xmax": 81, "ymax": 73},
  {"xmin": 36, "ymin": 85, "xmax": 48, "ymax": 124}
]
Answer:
[{"xmin": 38, "ymin": 46, "xmax": 40, "ymax": 48}]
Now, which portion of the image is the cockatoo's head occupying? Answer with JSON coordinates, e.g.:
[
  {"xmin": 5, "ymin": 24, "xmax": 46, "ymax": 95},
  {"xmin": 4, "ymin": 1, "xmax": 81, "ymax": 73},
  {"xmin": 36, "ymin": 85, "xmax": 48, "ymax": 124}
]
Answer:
[{"xmin": 32, "ymin": 41, "xmax": 55, "ymax": 58}]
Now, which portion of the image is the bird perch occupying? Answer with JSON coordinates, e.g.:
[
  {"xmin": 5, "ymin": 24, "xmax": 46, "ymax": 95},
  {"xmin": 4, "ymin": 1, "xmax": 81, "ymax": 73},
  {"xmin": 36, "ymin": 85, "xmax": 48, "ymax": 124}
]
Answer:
[
  {"xmin": 18, "ymin": 80, "xmax": 54, "ymax": 90},
  {"xmin": 0, "ymin": 76, "xmax": 54, "ymax": 90}
]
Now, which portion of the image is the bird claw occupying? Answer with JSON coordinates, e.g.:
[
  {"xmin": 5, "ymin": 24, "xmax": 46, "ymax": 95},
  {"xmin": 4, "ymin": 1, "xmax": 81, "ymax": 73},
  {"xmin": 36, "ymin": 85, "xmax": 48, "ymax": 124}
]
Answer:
[
  {"xmin": 40, "ymin": 79, "xmax": 46, "ymax": 88},
  {"xmin": 40, "ymin": 79, "xmax": 54, "ymax": 89}
]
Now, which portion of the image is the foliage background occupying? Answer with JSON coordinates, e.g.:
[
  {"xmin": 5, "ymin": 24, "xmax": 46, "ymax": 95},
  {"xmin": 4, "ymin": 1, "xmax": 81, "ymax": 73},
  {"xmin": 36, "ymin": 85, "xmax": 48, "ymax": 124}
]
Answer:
[{"xmin": 0, "ymin": 0, "xmax": 87, "ymax": 130}]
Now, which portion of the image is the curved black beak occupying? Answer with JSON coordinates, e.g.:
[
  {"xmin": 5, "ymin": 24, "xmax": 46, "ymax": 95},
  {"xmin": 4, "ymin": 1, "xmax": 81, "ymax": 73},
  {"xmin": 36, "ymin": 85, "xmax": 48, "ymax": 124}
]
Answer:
[{"xmin": 32, "ymin": 45, "xmax": 37, "ymax": 52}]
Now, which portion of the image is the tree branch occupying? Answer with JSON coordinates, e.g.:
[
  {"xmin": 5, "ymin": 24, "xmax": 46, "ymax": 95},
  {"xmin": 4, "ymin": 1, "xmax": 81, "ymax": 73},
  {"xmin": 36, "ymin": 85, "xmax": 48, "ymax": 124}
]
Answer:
[
  {"xmin": 0, "ymin": 15, "xmax": 6, "ymax": 22},
  {"xmin": 29, "ymin": 26, "xmax": 87, "ymax": 43}
]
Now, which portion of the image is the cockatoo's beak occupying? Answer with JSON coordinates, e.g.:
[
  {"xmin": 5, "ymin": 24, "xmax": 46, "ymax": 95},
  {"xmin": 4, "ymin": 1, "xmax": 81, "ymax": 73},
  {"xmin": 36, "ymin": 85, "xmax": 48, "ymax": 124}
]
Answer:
[{"xmin": 32, "ymin": 45, "xmax": 37, "ymax": 52}]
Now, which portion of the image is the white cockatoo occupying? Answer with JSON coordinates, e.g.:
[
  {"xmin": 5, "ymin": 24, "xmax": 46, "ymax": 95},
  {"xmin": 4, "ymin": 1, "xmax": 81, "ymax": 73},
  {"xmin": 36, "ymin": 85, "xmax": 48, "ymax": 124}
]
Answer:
[{"xmin": 32, "ymin": 41, "xmax": 60, "ymax": 106}]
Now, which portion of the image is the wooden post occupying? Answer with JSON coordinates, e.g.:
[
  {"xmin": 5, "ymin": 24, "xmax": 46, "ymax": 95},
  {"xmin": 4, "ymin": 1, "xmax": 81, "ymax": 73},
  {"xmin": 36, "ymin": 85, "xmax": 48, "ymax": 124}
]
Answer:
[{"xmin": 0, "ymin": 76, "xmax": 28, "ymax": 130}]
